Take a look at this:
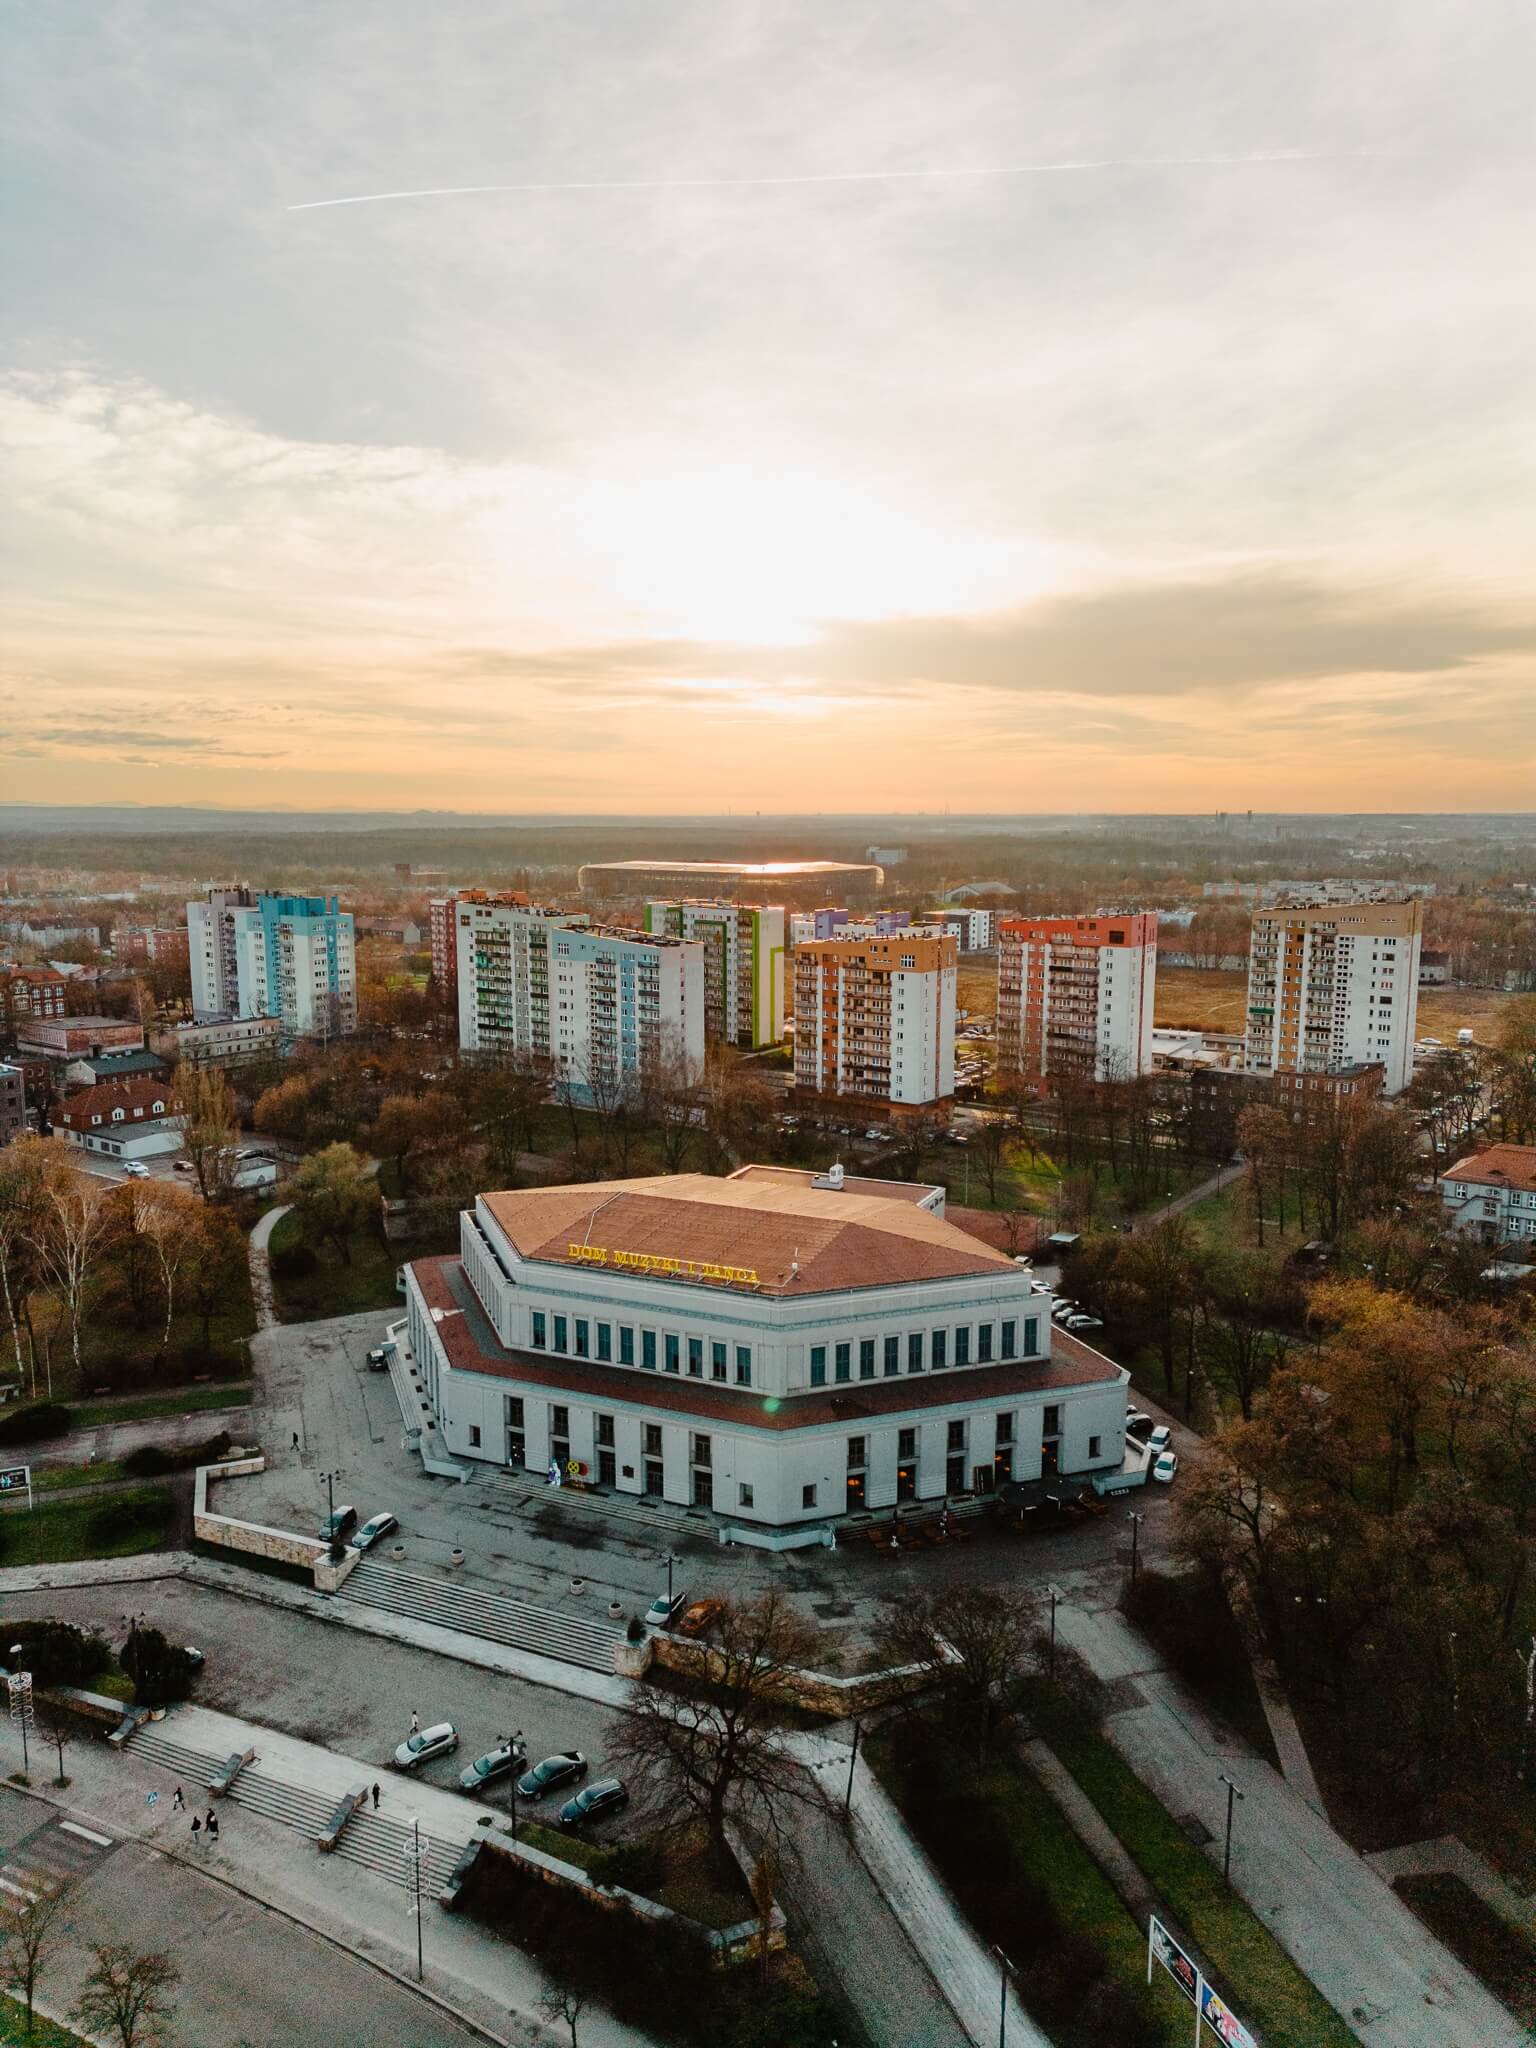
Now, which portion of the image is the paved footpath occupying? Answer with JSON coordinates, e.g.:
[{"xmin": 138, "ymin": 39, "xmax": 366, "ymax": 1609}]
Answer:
[{"xmin": 1054, "ymin": 1589, "xmax": 1528, "ymax": 2048}]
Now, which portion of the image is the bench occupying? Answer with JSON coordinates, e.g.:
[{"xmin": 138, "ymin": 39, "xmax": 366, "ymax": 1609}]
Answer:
[{"xmin": 317, "ymin": 1782, "xmax": 369, "ymax": 1853}]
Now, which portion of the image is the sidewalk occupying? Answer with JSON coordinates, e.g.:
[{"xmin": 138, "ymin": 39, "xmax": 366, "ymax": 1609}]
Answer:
[
  {"xmin": 1053, "ymin": 1592, "xmax": 1528, "ymax": 2048},
  {"xmin": 247, "ymin": 1201, "xmax": 292, "ymax": 1331},
  {"xmin": 36, "ymin": 1699, "xmax": 659, "ymax": 2048}
]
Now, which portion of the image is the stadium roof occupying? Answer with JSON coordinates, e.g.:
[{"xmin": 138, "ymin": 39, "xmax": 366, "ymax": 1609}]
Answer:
[{"xmin": 578, "ymin": 857, "xmax": 884, "ymax": 888}]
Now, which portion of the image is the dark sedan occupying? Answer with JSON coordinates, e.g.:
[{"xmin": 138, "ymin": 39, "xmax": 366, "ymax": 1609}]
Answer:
[
  {"xmin": 516, "ymin": 1752, "xmax": 588, "ymax": 1799},
  {"xmin": 458, "ymin": 1741, "xmax": 528, "ymax": 1793},
  {"xmin": 559, "ymin": 1778, "xmax": 628, "ymax": 1828}
]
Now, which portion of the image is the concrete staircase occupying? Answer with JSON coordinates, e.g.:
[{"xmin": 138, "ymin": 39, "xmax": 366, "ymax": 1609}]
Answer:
[
  {"xmin": 127, "ymin": 1728, "xmax": 461, "ymax": 1892},
  {"xmin": 335, "ymin": 1556, "xmax": 625, "ymax": 1673}
]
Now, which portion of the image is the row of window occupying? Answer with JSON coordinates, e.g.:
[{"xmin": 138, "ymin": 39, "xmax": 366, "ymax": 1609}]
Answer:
[
  {"xmin": 529, "ymin": 1312, "xmax": 754, "ymax": 1385},
  {"xmin": 809, "ymin": 1316, "xmax": 1039, "ymax": 1384}
]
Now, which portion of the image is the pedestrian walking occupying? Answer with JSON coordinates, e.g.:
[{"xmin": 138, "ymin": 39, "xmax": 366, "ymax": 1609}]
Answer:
[
  {"xmin": 409, "ymin": 1711, "xmax": 420, "ymax": 1736},
  {"xmin": 371, "ymin": 1782, "xmax": 381, "ymax": 1811},
  {"xmin": 172, "ymin": 1786, "xmax": 185, "ymax": 1813},
  {"xmin": 190, "ymin": 1815, "xmax": 201, "ymax": 1847},
  {"xmin": 206, "ymin": 1810, "xmax": 219, "ymax": 1844},
  {"xmin": 291, "ymin": 1430, "xmax": 300, "ymax": 1452}
]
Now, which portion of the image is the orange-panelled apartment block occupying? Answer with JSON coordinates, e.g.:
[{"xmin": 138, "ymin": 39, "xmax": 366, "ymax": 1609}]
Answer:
[
  {"xmin": 793, "ymin": 931, "xmax": 957, "ymax": 1109},
  {"xmin": 996, "ymin": 913, "xmax": 1158, "ymax": 1084}
]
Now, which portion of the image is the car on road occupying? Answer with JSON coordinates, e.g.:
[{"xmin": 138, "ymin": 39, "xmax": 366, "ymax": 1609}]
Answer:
[
  {"xmin": 1126, "ymin": 1409, "xmax": 1151, "ymax": 1437},
  {"xmin": 1152, "ymin": 1450, "xmax": 1179, "ymax": 1484},
  {"xmin": 173, "ymin": 1159, "xmax": 194, "ymax": 1173},
  {"xmin": 559, "ymin": 1778, "xmax": 628, "ymax": 1828},
  {"xmin": 121, "ymin": 1161, "xmax": 150, "ymax": 1179},
  {"xmin": 644, "ymin": 1590, "xmax": 687, "ymax": 1629},
  {"xmin": 1063, "ymin": 1313, "xmax": 1104, "ymax": 1333},
  {"xmin": 676, "ymin": 1598, "xmax": 723, "ymax": 1638},
  {"xmin": 393, "ymin": 1721, "xmax": 459, "ymax": 1771},
  {"xmin": 516, "ymin": 1752, "xmax": 587, "ymax": 1799},
  {"xmin": 365, "ymin": 1346, "xmax": 390, "ymax": 1372},
  {"xmin": 458, "ymin": 1739, "xmax": 528, "ymax": 1793},
  {"xmin": 1147, "ymin": 1425, "xmax": 1172, "ymax": 1455},
  {"xmin": 318, "ymin": 1505, "xmax": 357, "ymax": 1544},
  {"xmin": 353, "ymin": 1511, "xmax": 398, "ymax": 1553}
]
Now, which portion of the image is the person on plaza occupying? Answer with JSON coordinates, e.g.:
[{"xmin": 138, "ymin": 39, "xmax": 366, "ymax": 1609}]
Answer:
[
  {"xmin": 206, "ymin": 1810, "xmax": 219, "ymax": 1843},
  {"xmin": 190, "ymin": 1814, "xmax": 201, "ymax": 1847},
  {"xmin": 409, "ymin": 1710, "xmax": 420, "ymax": 1736},
  {"xmin": 172, "ymin": 1786, "xmax": 185, "ymax": 1813},
  {"xmin": 371, "ymin": 1782, "xmax": 381, "ymax": 1810},
  {"xmin": 291, "ymin": 1430, "xmax": 300, "ymax": 1452}
]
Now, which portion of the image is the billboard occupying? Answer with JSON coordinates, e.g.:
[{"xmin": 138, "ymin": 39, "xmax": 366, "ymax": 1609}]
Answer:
[
  {"xmin": 1149, "ymin": 1917, "xmax": 1200, "ymax": 2005},
  {"xmin": 1200, "ymin": 1985, "xmax": 1258, "ymax": 2048}
]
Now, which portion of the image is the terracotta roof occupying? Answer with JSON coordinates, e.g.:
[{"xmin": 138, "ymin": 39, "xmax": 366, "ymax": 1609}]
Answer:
[
  {"xmin": 411, "ymin": 1255, "xmax": 1118, "ymax": 1427},
  {"xmin": 1444, "ymin": 1145, "xmax": 1536, "ymax": 1195},
  {"xmin": 56, "ymin": 1077, "xmax": 179, "ymax": 1127},
  {"xmin": 728, "ymin": 1164, "xmax": 941, "ymax": 1207},
  {"xmin": 479, "ymin": 1171, "xmax": 1013, "ymax": 1297},
  {"xmin": 945, "ymin": 1205, "xmax": 1044, "ymax": 1255}
]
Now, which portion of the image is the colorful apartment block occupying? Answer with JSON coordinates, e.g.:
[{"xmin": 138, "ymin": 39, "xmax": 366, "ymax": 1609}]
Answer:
[
  {"xmin": 643, "ymin": 902, "xmax": 786, "ymax": 1048},
  {"xmin": 1243, "ymin": 898, "xmax": 1422, "ymax": 1095},
  {"xmin": 996, "ymin": 914, "xmax": 1158, "ymax": 1084},
  {"xmin": 792, "ymin": 931, "xmax": 956, "ymax": 1108}
]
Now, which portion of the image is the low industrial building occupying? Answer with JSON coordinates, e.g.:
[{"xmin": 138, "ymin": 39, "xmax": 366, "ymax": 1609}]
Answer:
[
  {"xmin": 156, "ymin": 1013, "xmax": 283, "ymax": 1069},
  {"xmin": 16, "ymin": 1015, "xmax": 144, "ymax": 1061},
  {"xmin": 405, "ymin": 1165, "xmax": 1127, "ymax": 1536}
]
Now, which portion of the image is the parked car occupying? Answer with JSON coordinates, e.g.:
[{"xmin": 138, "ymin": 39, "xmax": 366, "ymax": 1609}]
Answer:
[
  {"xmin": 1051, "ymin": 1301, "xmax": 1078, "ymax": 1323},
  {"xmin": 121, "ymin": 1162, "xmax": 150, "ymax": 1179},
  {"xmin": 1064, "ymin": 1313, "xmax": 1104, "ymax": 1333},
  {"xmin": 559, "ymin": 1778, "xmax": 628, "ymax": 1828},
  {"xmin": 318, "ymin": 1505, "xmax": 357, "ymax": 1544},
  {"xmin": 353, "ymin": 1511, "xmax": 398, "ymax": 1553},
  {"xmin": 458, "ymin": 1739, "xmax": 528, "ymax": 1792},
  {"xmin": 516, "ymin": 1752, "xmax": 587, "ymax": 1799},
  {"xmin": 1147, "ymin": 1425, "xmax": 1172, "ymax": 1455},
  {"xmin": 393, "ymin": 1722, "xmax": 459, "ymax": 1771},
  {"xmin": 366, "ymin": 1346, "xmax": 391, "ymax": 1372},
  {"xmin": 1125, "ymin": 1409, "xmax": 1151, "ymax": 1436},
  {"xmin": 173, "ymin": 1159, "xmax": 194, "ymax": 1172},
  {"xmin": 676, "ymin": 1598, "xmax": 723, "ymax": 1638},
  {"xmin": 644, "ymin": 1590, "xmax": 687, "ymax": 1629},
  {"xmin": 1152, "ymin": 1450, "xmax": 1179, "ymax": 1484}
]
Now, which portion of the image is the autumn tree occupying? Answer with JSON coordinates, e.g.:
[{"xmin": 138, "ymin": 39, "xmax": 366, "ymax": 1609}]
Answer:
[
  {"xmin": 180, "ymin": 1063, "xmax": 239, "ymax": 1204},
  {"xmin": 1, "ymin": 1876, "xmax": 76, "ymax": 2038},
  {"xmin": 0, "ymin": 1141, "xmax": 47, "ymax": 1389},
  {"xmin": 181, "ymin": 1209, "xmax": 247, "ymax": 1351},
  {"xmin": 27, "ymin": 1141, "xmax": 113, "ymax": 1374},
  {"xmin": 607, "ymin": 1591, "xmax": 829, "ymax": 1874},
  {"xmin": 1201, "ymin": 1251, "xmax": 1300, "ymax": 1421},
  {"xmin": 369, "ymin": 1092, "xmax": 439, "ymax": 1194},
  {"xmin": 972, "ymin": 1116, "xmax": 1013, "ymax": 1205},
  {"xmin": 124, "ymin": 1181, "xmax": 202, "ymax": 1352},
  {"xmin": 878, "ymin": 1584, "xmax": 1039, "ymax": 1758},
  {"xmin": 287, "ymin": 1143, "xmax": 375, "ymax": 1265},
  {"xmin": 71, "ymin": 1946, "xmax": 180, "ymax": 2048}
]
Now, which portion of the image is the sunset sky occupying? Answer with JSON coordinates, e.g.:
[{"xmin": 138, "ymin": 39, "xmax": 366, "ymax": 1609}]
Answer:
[{"xmin": 4, "ymin": 3, "xmax": 1534, "ymax": 815}]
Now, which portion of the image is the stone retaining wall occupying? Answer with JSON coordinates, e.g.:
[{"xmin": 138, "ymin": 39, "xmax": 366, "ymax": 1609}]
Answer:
[
  {"xmin": 646, "ymin": 1630, "xmax": 934, "ymax": 1718},
  {"xmin": 193, "ymin": 1457, "xmax": 360, "ymax": 1591}
]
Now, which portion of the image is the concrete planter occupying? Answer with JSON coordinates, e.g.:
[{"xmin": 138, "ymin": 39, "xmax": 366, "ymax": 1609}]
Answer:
[
  {"xmin": 570, "ymin": 1577, "xmax": 586, "ymax": 1596},
  {"xmin": 391, "ymin": 1545, "xmax": 406, "ymax": 1562},
  {"xmin": 608, "ymin": 1600, "xmax": 624, "ymax": 1620},
  {"xmin": 450, "ymin": 1549, "xmax": 465, "ymax": 1568}
]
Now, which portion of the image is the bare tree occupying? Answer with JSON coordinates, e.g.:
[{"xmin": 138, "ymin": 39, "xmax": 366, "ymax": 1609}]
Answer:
[
  {"xmin": 71, "ymin": 1945, "xmax": 180, "ymax": 2048},
  {"xmin": 126, "ymin": 1181, "xmax": 201, "ymax": 1353},
  {"xmin": 607, "ymin": 1592, "xmax": 829, "ymax": 1874},
  {"xmin": 878, "ymin": 1583, "xmax": 1039, "ymax": 1758},
  {"xmin": 0, "ymin": 1141, "xmax": 47, "ymax": 1390},
  {"xmin": 0, "ymin": 1876, "xmax": 76, "ymax": 2038},
  {"xmin": 536, "ymin": 1984, "xmax": 586, "ymax": 2047},
  {"xmin": 34, "ymin": 1697, "xmax": 72, "ymax": 1787},
  {"xmin": 27, "ymin": 1141, "xmax": 113, "ymax": 1376},
  {"xmin": 180, "ymin": 1064, "xmax": 239, "ymax": 1205}
]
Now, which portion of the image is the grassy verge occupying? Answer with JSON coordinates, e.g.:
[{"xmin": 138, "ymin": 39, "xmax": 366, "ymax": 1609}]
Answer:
[
  {"xmin": 1025, "ymin": 1683, "xmax": 1357, "ymax": 2048},
  {"xmin": 1393, "ymin": 1873, "xmax": 1536, "ymax": 2027},
  {"xmin": 72, "ymin": 1384, "xmax": 253, "ymax": 1428},
  {"xmin": 0, "ymin": 1485, "xmax": 176, "ymax": 1566},
  {"xmin": 0, "ymin": 1995, "xmax": 91, "ymax": 2047},
  {"xmin": 30, "ymin": 1459, "xmax": 129, "ymax": 1495},
  {"xmin": 1120, "ymin": 1568, "xmax": 1279, "ymax": 1767},
  {"xmin": 269, "ymin": 1214, "xmax": 449, "ymax": 1320},
  {"xmin": 868, "ymin": 1725, "xmax": 1189, "ymax": 2047}
]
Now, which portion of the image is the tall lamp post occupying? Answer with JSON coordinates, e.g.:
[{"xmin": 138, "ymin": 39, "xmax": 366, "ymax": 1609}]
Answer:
[
  {"xmin": 1046, "ymin": 1586, "xmax": 1061, "ymax": 1680},
  {"xmin": 991, "ymin": 1943, "xmax": 1017, "ymax": 2048},
  {"xmin": 844, "ymin": 1721, "xmax": 861, "ymax": 1818},
  {"xmin": 664, "ymin": 1551, "xmax": 680, "ymax": 1607},
  {"xmin": 1127, "ymin": 1511, "xmax": 1144, "ymax": 1586},
  {"xmin": 1219, "ymin": 1773, "xmax": 1245, "ymax": 1887},
  {"xmin": 506, "ymin": 1729, "xmax": 524, "ymax": 1839},
  {"xmin": 321, "ymin": 1469, "xmax": 343, "ymax": 1537}
]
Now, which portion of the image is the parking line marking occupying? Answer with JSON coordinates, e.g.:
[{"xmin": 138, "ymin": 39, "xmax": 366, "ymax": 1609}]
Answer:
[
  {"xmin": 59, "ymin": 1823, "xmax": 113, "ymax": 1847},
  {"xmin": 0, "ymin": 1876, "xmax": 40, "ymax": 1901}
]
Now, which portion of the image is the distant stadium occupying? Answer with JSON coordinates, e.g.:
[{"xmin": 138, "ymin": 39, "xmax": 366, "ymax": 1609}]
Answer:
[{"xmin": 577, "ymin": 857, "xmax": 885, "ymax": 899}]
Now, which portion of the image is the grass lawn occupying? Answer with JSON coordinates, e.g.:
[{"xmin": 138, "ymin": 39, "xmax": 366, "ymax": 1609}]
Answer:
[
  {"xmin": 0, "ymin": 1995, "xmax": 91, "ymax": 2048},
  {"xmin": 1025, "ymin": 1686, "xmax": 1357, "ymax": 2048},
  {"xmin": 1393, "ymin": 1873, "xmax": 1536, "ymax": 2027},
  {"xmin": 868, "ymin": 1727, "xmax": 1191, "ymax": 2047},
  {"xmin": 268, "ymin": 1212, "xmax": 453, "ymax": 1320},
  {"xmin": 71, "ymin": 1383, "xmax": 254, "ymax": 1428},
  {"xmin": 29, "ymin": 1459, "xmax": 128, "ymax": 1494},
  {"xmin": 0, "ymin": 1484, "xmax": 176, "ymax": 1567},
  {"xmin": 1180, "ymin": 1181, "xmax": 1297, "ymax": 1261}
]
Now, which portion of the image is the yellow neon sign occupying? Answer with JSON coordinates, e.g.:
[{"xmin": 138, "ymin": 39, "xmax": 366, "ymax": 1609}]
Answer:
[{"xmin": 566, "ymin": 1243, "xmax": 760, "ymax": 1287}]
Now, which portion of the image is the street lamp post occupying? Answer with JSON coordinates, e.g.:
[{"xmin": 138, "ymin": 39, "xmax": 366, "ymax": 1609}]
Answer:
[
  {"xmin": 1127, "ymin": 1511, "xmax": 1144, "ymax": 1586},
  {"xmin": 1219, "ymin": 1773, "xmax": 1245, "ymax": 1887},
  {"xmin": 844, "ymin": 1721, "xmax": 860, "ymax": 1818},
  {"xmin": 991, "ymin": 1944, "xmax": 1016, "ymax": 2048},
  {"xmin": 1047, "ymin": 1587, "xmax": 1061, "ymax": 1680},
  {"xmin": 409, "ymin": 1814, "xmax": 424, "ymax": 1981},
  {"xmin": 506, "ymin": 1729, "xmax": 524, "ymax": 1839},
  {"xmin": 664, "ymin": 1551, "xmax": 679, "ymax": 1606}
]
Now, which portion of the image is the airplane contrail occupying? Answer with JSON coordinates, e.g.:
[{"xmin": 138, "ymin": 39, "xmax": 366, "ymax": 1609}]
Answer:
[{"xmin": 288, "ymin": 148, "xmax": 1389, "ymax": 211}]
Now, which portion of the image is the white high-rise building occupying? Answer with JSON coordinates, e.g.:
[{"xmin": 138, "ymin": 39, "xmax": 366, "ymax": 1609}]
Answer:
[
  {"xmin": 1243, "ymin": 898, "xmax": 1423, "ymax": 1095},
  {"xmin": 456, "ymin": 901, "xmax": 704, "ymax": 1098},
  {"xmin": 642, "ymin": 902, "xmax": 786, "ymax": 1048},
  {"xmin": 996, "ymin": 914, "xmax": 1158, "ymax": 1083},
  {"xmin": 188, "ymin": 887, "xmax": 356, "ymax": 1039},
  {"xmin": 793, "ymin": 931, "xmax": 956, "ymax": 1107}
]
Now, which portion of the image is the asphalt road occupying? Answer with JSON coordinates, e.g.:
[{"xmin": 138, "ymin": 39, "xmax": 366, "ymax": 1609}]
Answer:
[{"xmin": 0, "ymin": 1783, "xmax": 485, "ymax": 2048}]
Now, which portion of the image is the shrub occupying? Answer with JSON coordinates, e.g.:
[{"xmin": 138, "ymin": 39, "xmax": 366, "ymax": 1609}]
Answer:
[
  {"xmin": 270, "ymin": 1243, "xmax": 318, "ymax": 1280},
  {"xmin": 5, "ymin": 1620, "xmax": 112, "ymax": 1688},
  {"xmin": 120, "ymin": 1625, "xmax": 198, "ymax": 1707},
  {"xmin": 122, "ymin": 1445, "xmax": 175, "ymax": 1477},
  {"xmin": 0, "ymin": 1403, "xmax": 73, "ymax": 1445},
  {"xmin": 588, "ymin": 1841, "xmax": 666, "ymax": 1896},
  {"xmin": 122, "ymin": 1430, "xmax": 233, "ymax": 1478}
]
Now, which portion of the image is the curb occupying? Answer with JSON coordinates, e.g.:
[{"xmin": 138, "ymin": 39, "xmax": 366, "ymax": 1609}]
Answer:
[{"xmin": 1, "ymin": 1770, "xmax": 514, "ymax": 2047}]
